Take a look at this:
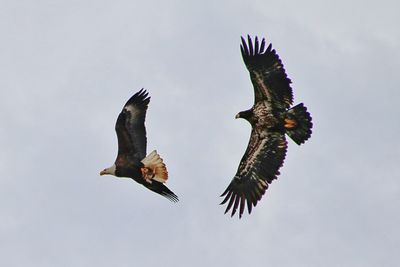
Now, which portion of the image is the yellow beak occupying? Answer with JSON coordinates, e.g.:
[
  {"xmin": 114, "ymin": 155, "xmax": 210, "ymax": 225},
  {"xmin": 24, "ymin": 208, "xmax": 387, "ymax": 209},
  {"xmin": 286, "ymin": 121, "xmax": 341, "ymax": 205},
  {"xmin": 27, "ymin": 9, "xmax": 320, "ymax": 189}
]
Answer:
[{"xmin": 100, "ymin": 170, "xmax": 107, "ymax": 176}]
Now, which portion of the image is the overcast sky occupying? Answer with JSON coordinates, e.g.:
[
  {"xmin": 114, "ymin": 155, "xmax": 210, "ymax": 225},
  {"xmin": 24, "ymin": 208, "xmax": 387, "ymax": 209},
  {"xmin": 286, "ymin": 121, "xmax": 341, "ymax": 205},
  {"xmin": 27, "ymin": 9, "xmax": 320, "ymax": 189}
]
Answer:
[{"xmin": 1, "ymin": 0, "xmax": 399, "ymax": 266}]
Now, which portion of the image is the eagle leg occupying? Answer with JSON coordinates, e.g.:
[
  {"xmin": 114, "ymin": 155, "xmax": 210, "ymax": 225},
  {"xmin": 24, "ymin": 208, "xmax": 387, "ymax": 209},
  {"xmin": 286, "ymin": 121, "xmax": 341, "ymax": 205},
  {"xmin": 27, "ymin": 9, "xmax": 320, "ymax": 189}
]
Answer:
[
  {"xmin": 284, "ymin": 118, "xmax": 297, "ymax": 129},
  {"xmin": 140, "ymin": 167, "xmax": 155, "ymax": 184}
]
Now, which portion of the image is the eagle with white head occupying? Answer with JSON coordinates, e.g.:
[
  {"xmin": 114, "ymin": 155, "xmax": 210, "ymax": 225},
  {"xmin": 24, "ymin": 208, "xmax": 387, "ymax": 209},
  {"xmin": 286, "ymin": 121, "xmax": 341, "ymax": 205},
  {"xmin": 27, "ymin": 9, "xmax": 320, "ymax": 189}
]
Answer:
[{"xmin": 100, "ymin": 89, "xmax": 178, "ymax": 202}]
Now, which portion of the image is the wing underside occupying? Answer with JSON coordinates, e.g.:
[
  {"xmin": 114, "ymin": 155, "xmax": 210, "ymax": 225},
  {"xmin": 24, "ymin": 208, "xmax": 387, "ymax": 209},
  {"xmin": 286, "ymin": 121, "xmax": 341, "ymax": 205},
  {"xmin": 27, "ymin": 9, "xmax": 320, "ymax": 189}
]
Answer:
[
  {"xmin": 221, "ymin": 131, "xmax": 287, "ymax": 218},
  {"xmin": 241, "ymin": 35, "xmax": 293, "ymax": 109},
  {"xmin": 144, "ymin": 180, "xmax": 179, "ymax": 202},
  {"xmin": 115, "ymin": 89, "xmax": 150, "ymax": 165}
]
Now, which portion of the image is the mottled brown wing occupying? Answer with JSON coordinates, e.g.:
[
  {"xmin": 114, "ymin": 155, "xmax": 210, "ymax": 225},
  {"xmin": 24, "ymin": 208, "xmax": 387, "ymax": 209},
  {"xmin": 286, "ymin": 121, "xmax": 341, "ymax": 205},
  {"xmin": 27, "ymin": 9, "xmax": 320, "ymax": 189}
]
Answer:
[
  {"xmin": 115, "ymin": 89, "xmax": 150, "ymax": 166},
  {"xmin": 220, "ymin": 131, "xmax": 287, "ymax": 218},
  {"xmin": 241, "ymin": 35, "xmax": 293, "ymax": 109}
]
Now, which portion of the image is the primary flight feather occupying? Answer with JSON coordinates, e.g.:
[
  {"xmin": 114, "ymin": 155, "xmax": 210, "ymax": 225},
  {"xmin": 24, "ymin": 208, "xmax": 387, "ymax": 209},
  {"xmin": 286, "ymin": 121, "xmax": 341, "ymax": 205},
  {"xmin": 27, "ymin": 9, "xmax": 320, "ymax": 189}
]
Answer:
[
  {"xmin": 100, "ymin": 89, "xmax": 178, "ymax": 202},
  {"xmin": 220, "ymin": 35, "xmax": 312, "ymax": 218}
]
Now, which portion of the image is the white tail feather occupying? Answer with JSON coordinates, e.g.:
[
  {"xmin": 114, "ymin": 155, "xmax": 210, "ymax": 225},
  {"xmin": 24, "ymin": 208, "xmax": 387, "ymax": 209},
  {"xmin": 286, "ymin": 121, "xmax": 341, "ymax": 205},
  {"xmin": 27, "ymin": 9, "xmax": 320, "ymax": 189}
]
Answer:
[{"xmin": 141, "ymin": 150, "xmax": 168, "ymax": 183}]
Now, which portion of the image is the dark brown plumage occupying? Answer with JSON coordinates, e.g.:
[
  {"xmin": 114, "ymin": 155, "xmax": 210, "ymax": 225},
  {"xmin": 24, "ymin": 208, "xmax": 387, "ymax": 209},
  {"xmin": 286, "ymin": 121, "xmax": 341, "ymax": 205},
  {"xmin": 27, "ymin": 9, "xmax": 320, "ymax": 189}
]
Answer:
[
  {"xmin": 100, "ymin": 89, "xmax": 178, "ymax": 202},
  {"xmin": 220, "ymin": 35, "xmax": 312, "ymax": 218}
]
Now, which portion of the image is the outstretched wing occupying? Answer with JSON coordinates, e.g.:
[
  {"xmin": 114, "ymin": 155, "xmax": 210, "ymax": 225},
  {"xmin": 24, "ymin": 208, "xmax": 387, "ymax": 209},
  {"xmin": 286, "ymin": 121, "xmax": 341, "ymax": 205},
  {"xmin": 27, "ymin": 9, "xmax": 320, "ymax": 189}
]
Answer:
[
  {"xmin": 143, "ymin": 181, "xmax": 179, "ymax": 202},
  {"xmin": 241, "ymin": 35, "xmax": 293, "ymax": 109},
  {"xmin": 220, "ymin": 131, "xmax": 287, "ymax": 218},
  {"xmin": 115, "ymin": 89, "xmax": 150, "ymax": 165}
]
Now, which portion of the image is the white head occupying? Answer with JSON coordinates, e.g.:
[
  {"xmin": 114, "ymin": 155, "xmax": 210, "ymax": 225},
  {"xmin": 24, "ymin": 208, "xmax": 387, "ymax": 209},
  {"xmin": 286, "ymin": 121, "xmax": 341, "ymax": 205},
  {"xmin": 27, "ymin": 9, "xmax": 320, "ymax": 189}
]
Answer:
[{"xmin": 99, "ymin": 164, "xmax": 116, "ymax": 176}]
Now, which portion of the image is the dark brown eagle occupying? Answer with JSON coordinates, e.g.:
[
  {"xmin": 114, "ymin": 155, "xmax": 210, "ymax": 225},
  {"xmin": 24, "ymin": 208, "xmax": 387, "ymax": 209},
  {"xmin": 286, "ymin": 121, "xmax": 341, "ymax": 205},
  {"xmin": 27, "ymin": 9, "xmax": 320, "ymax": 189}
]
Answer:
[
  {"xmin": 220, "ymin": 35, "xmax": 312, "ymax": 218},
  {"xmin": 100, "ymin": 89, "xmax": 178, "ymax": 202}
]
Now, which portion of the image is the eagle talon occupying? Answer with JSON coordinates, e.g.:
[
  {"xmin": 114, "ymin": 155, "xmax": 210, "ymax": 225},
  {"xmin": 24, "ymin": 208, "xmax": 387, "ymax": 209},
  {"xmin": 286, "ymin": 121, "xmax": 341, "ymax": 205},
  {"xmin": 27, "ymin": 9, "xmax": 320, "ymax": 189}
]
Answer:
[
  {"xmin": 284, "ymin": 118, "xmax": 296, "ymax": 129},
  {"xmin": 141, "ymin": 167, "xmax": 154, "ymax": 183}
]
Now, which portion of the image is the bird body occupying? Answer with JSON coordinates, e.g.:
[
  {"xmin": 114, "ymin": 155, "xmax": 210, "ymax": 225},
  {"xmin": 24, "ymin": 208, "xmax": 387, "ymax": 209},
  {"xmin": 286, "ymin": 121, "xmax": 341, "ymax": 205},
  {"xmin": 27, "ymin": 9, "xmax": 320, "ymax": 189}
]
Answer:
[
  {"xmin": 221, "ymin": 36, "xmax": 312, "ymax": 218},
  {"xmin": 100, "ymin": 89, "xmax": 178, "ymax": 202}
]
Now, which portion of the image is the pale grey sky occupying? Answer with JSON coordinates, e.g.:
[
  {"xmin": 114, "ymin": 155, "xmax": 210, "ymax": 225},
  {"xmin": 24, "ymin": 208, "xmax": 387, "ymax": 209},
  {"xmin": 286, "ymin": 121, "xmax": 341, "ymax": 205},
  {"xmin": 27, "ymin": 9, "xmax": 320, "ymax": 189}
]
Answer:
[{"xmin": 1, "ymin": 0, "xmax": 399, "ymax": 266}]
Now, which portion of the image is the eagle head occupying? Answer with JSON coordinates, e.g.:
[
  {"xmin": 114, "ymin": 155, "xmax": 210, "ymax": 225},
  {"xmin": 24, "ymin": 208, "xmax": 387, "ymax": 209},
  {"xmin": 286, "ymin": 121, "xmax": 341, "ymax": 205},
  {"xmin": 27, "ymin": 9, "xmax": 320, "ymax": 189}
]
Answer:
[
  {"xmin": 235, "ymin": 109, "xmax": 253, "ymax": 121},
  {"xmin": 100, "ymin": 164, "xmax": 116, "ymax": 176}
]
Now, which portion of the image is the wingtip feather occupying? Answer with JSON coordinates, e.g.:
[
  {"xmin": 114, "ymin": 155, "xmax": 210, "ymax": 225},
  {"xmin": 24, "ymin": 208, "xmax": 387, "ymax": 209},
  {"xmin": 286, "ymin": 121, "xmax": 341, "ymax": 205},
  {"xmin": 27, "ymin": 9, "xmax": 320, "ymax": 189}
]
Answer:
[
  {"xmin": 247, "ymin": 35, "xmax": 253, "ymax": 55},
  {"xmin": 254, "ymin": 36, "xmax": 259, "ymax": 55},
  {"xmin": 241, "ymin": 36, "xmax": 249, "ymax": 55},
  {"xmin": 260, "ymin": 38, "xmax": 266, "ymax": 53}
]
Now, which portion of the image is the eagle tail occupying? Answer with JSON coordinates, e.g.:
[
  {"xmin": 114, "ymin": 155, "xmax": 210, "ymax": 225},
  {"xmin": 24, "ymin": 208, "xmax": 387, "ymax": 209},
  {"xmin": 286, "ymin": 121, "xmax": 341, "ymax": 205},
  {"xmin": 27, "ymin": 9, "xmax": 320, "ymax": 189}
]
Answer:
[
  {"xmin": 285, "ymin": 103, "xmax": 313, "ymax": 145},
  {"xmin": 141, "ymin": 150, "xmax": 168, "ymax": 183}
]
